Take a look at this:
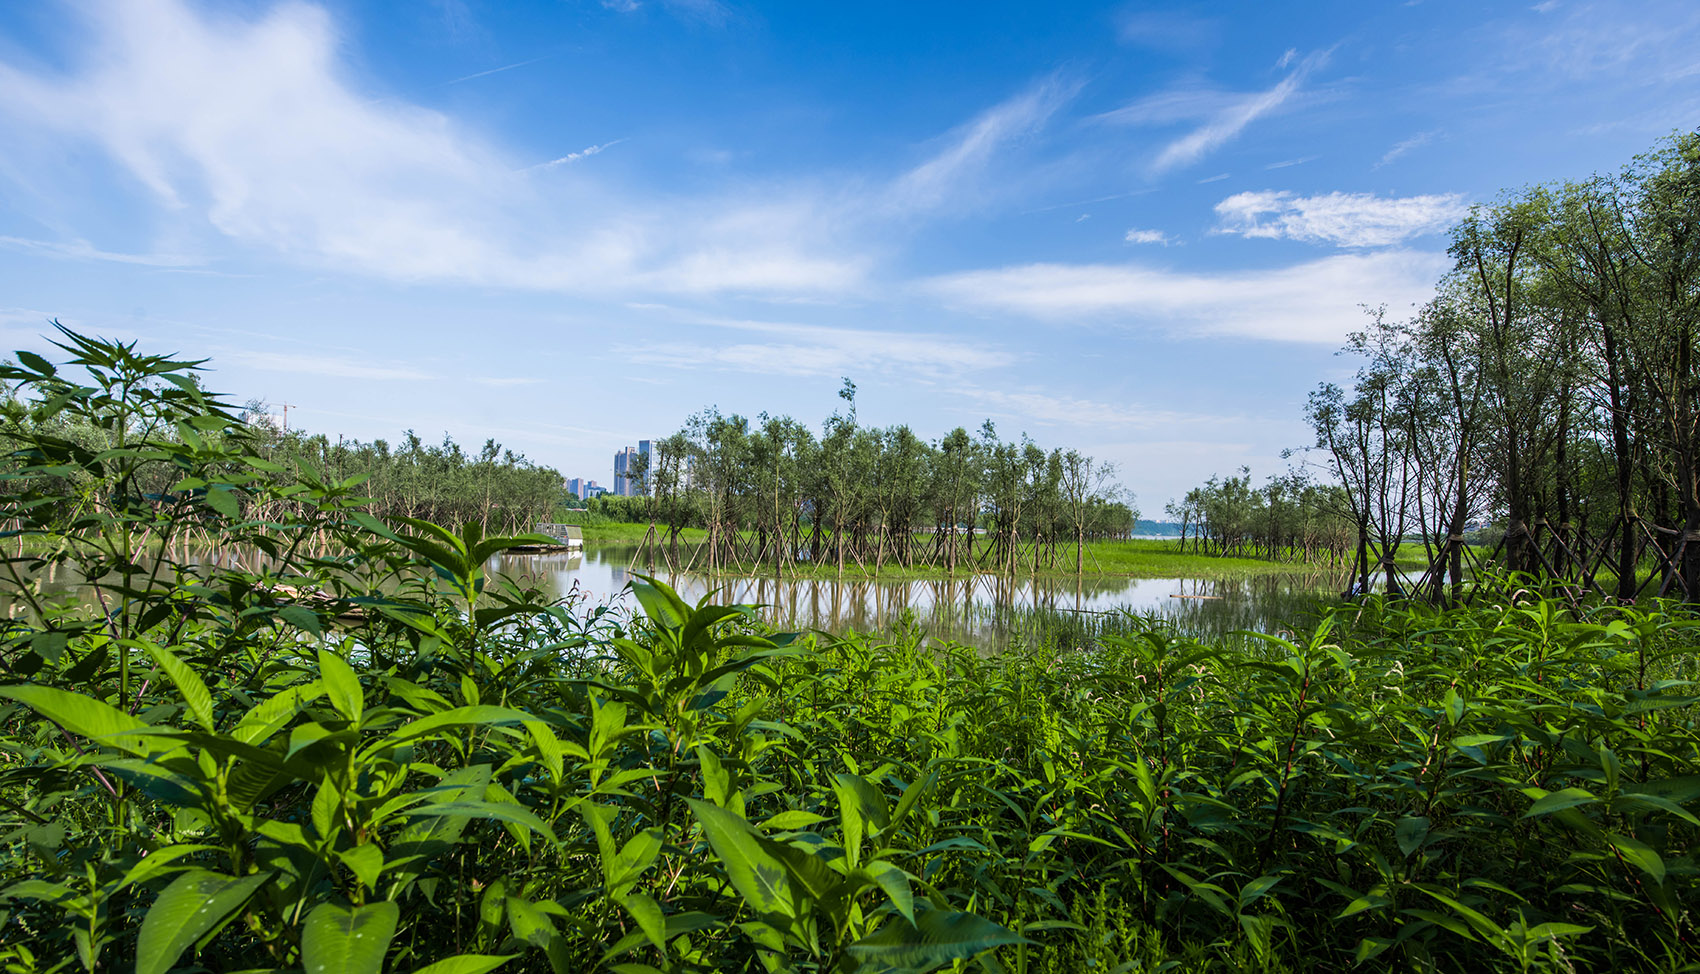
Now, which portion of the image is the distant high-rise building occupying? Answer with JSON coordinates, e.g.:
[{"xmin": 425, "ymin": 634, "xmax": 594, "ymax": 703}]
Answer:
[
  {"xmin": 614, "ymin": 441, "xmax": 656, "ymax": 497},
  {"xmin": 614, "ymin": 447, "xmax": 634, "ymax": 497}
]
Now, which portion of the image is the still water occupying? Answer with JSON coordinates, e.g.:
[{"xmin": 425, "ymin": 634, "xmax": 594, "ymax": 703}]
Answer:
[{"xmin": 492, "ymin": 545, "xmax": 1341, "ymax": 647}]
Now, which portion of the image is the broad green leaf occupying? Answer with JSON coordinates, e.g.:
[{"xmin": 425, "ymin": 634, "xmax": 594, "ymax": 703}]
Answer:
[
  {"xmin": 848, "ymin": 908, "xmax": 1027, "ymax": 972},
  {"xmin": 506, "ymin": 896, "xmax": 557, "ymax": 949},
  {"xmin": 141, "ymin": 642, "xmax": 215, "ymax": 731},
  {"xmin": 864, "ymin": 860, "xmax": 915, "ymax": 925},
  {"xmin": 302, "ymin": 901, "xmax": 400, "ymax": 974},
  {"xmin": 339, "ymin": 844, "xmax": 384, "ymax": 890},
  {"xmin": 136, "ymin": 870, "xmax": 271, "ymax": 974},
  {"xmin": 1522, "ymin": 787, "xmax": 1599, "ymax": 818},
  {"xmin": 405, "ymin": 956, "xmax": 516, "ymax": 974},
  {"xmin": 204, "ymin": 484, "xmax": 240, "ymax": 518},
  {"xmin": 0, "ymin": 684, "xmax": 161, "ymax": 756},
  {"xmin": 621, "ymin": 892, "xmax": 667, "ymax": 951},
  {"xmin": 686, "ymin": 798, "xmax": 796, "ymax": 921},
  {"xmin": 1238, "ymin": 873, "xmax": 1283, "ymax": 910},
  {"xmin": 319, "ymin": 647, "xmax": 364, "ymax": 723},
  {"xmin": 279, "ymin": 605, "xmax": 323, "ymax": 636},
  {"xmin": 1395, "ymin": 816, "xmax": 1429, "ymax": 858},
  {"xmin": 373, "ymin": 705, "xmax": 536, "ymax": 750},
  {"xmin": 764, "ymin": 809, "xmax": 828, "ymax": 831},
  {"xmin": 231, "ymin": 680, "xmax": 325, "ymax": 745},
  {"xmin": 1606, "ymin": 833, "xmax": 1666, "ymax": 884},
  {"xmin": 401, "ymin": 801, "xmax": 559, "ymax": 846}
]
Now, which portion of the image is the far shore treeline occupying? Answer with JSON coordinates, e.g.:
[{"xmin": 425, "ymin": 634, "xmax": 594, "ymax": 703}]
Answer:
[{"xmin": 1171, "ymin": 130, "xmax": 1700, "ymax": 603}]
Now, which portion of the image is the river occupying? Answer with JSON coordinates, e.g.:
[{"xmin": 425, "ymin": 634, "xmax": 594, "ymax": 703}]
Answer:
[{"xmin": 492, "ymin": 544, "xmax": 1341, "ymax": 647}]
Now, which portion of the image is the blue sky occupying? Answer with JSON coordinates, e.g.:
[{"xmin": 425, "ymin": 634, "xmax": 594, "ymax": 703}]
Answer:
[{"xmin": 0, "ymin": 0, "xmax": 1696, "ymax": 511}]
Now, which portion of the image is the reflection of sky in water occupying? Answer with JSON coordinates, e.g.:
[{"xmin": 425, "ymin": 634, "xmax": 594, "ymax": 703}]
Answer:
[{"xmin": 491, "ymin": 546, "xmax": 1339, "ymax": 645}]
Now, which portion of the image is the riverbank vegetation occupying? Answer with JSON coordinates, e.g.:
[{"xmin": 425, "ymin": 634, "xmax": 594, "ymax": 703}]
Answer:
[
  {"xmin": 3, "ymin": 336, "xmax": 1699, "ymax": 973},
  {"xmin": 612, "ymin": 384, "xmax": 1139, "ymax": 578},
  {"xmin": 1172, "ymin": 131, "xmax": 1700, "ymax": 604}
]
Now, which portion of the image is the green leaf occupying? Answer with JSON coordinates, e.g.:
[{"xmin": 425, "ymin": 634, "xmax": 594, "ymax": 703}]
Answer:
[
  {"xmin": 319, "ymin": 648, "xmax": 364, "ymax": 723},
  {"xmin": 621, "ymin": 892, "xmax": 668, "ymax": 952},
  {"xmin": 302, "ymin": 901, "xmax": 400, "ymax": 974},
  {"xmin": 686, "ymin": 798, "xmax": 796, "ymax": 921},
  {"xmin": 505, "ymin": 896, "xmax": 557, "ymax": 949},
  {"xmin": 136, "ymin": 870, "xmax": 271, "ymax": 974},
  {"xmin": 1238, "ymin": 873, "xmax": 1283, "ymax": 911},
  {"xmin": 1606, "ymin": 833, "xmax": 1666, "ymax": 884},
  {"xmin": 0, "ymin": 684, "xmax": 161, "ymax": 756},
  {"xmin": 231, "ymin": 680, "xmax": 325, "ymax": 745},
  {"xmin": 405, "ymin": 956, "xmax": 516, "ymax": 974},
  {"xmin": 630, "ymin": 576, "xmax": 689, "ymax": 629},
  {"xmin": 1395, "ymin": 816, "xmax": 1429, "ymax": 858},
  {"xmin": 280, "ymin": 605, "xmax": 323, "ymax": 636},
  {"xmin": 204, "ymin": 485, "xmax": 240, "ymax": 518},
  {"xmin": 16, "ymin": 350, "xmax": 56, "ymax": 376},
  {"xmin": 865, "ymin": 860, "xmax": 916, "ymax": 926},
  {"xmin": 401, "ymin": 801, "xmax": 559, "ymax": 846},
  {"xmin": 848, "ymin": 908, "xmax": 1028, "ymax": 973},
  {"xmin": 373, "ymin": 705, "xmax": 536, "ymax": 750},
  {"xmin": 339, "ymin": 844, "xmax": 384, "ymax": 890},
  {"xmin": 142, "ymin": 642, "xmax": 215, "ymax": 731},
  {"xmin": 1522, "ymin": 787, "xmax": 1599, "ymax": 818},
  {"xmin": 763, "ymin": 809, "xmax": 828, "ymax": 831}
]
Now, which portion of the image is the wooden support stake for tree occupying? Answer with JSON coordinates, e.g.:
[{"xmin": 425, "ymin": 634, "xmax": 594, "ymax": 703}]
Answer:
[{"xmin": 1656, "ymin": 533, "xmax": 1694, "ymax": 599}]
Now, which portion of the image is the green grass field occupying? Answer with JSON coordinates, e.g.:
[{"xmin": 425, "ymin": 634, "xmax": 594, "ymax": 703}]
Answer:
[{"xmin": 583, "ymin": 526, "xmax": 1435, "ymax": 580}]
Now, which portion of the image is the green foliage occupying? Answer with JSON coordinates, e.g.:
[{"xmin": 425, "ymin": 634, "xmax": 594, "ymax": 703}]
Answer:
[{"xmin": 2, "ymin": 330, "xmax": 1699, "ymax": 974}]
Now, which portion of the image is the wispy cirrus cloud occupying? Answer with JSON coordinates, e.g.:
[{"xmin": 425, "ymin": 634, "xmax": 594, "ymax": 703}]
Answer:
[
  {"xmin": 885, "ymin": 77, "xmax": 1078, "ymax": 215},
  {"xmin": 1213, "ymin": 190, "xmax": 1468, "ymax": 247},
  {"xmin": 924, "ymin": 249, "xmax": 1448, "ymax": 344},
  {"xmin": 1099, "ymin": 52, "xmax": 1328, "ymax": 175},
  {"xmin": 220, "ymin": 349, "xmax": 433, "ymax": 382},
  {"xmin": 1376, "ymin": 130, "xmax": 1438, "ymax": 168},
  {"xmin": 0, "ymin": 235, "xmax": 207, "ymax": 268},
  {"xmin": 619, "ymin": 315, "xmax": 1012, "ymax": 379},
  {"xmin": 1124, "ymin": 228, "xmax": 1170, "ymax": 245},
  {"xmin": 957, "ymin": 385, "xmax": 1232, "ymax": 430},
  {"xmin": 0, "ymin": 0, "xmax": 860, "ymax": 298},
  {"xmin": 528, "ymin": 139, "xmax": 628, "ymax": 170}
]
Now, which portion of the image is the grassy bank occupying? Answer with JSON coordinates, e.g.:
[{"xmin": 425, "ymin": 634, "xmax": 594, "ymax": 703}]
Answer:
[{"xmin": 591, "ymin": 529, "xmax": 1428, "ymax": 581}]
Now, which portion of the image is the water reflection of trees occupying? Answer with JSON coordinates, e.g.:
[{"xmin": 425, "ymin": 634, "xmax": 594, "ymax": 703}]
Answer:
[{"xmin": 497, "ymin": 546, "xmax": 1336, "ymax": 649}]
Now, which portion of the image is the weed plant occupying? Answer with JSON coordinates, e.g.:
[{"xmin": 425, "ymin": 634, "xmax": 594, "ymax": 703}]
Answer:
[{"xmin": 1, "ymin": 334, "xmax": 1698, "ymax": 973}]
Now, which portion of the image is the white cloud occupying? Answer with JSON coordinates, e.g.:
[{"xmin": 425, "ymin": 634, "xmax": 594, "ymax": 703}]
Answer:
[
  {"xmin": 886, "ymin": 78, "xmax": 1076, "ymax": 214},
  {"xmin": 0, "ymin": 0, "xmax": 859, "ymax": 297},
  {"xmin": 1376, "ymin": 130, "xmax": 1437, "ymax": 168},
  {"xmin": 1124, "ymin": 228, "xmax": 1169, "ymax": 245},
  {"xmin": 923, "ymin": 249, "xmax": 1449, "ymax": 344},
  {"xmin": 957, "ymin": 386, "xmax": 1231, "ymax": 429},
  {"xmin": 1213, "ymin": 190, "xmax": 1468, "ymax": 247},
  {"xmin": 531, "ymin": 139, "xmax": 627, "ymax": 169},
  {"xmin": 0, "ymin": 235, "xmax": 206, "ymax": 268},
  {"xmin": 221, "ymin": 349, "xmax": 432, "ymax": 381},
  {"xmin": 1147, "ymin": 56, "xmax": 1324, "ymax": 174},
  {"xmin": 620, "ymin": 316, "xmax": 1013, "ymax": 379}
]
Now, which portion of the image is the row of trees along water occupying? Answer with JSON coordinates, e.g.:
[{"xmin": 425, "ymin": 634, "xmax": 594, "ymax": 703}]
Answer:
[
  {"xmin": 242, "ymin": 423, "xmax": 564, "ymax": 540},
  {"xmin": 0, "ymin": 365, "xmax": 566, "ymax": 551},
  {"xmin": 1162, "ymin": 469, "xmax": 1356, "ymax": 566},
  {"xmin": 1169, "ymin": 131, "xmax": 1700, "ymax": 603},
  {"xmin": 607, "ymin": 383, "xmax": 1137, "ymax": 576}
]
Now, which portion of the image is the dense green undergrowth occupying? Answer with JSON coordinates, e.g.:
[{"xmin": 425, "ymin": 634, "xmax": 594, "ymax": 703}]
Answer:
[{"xmin": 3, "ymin": 334, "xmax": 1700, "ymax": 974}]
